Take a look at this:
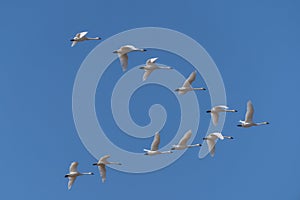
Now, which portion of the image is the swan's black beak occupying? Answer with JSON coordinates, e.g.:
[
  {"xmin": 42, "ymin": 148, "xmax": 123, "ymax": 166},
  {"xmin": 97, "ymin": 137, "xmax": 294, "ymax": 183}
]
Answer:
[
  {"xmin": 266, "ymin": 122, "xmax": 270, "ymax": 124},
  {"xmin": 143, "ymin": 49, "xmax": 147, "ymax": 51},
  {"xmin": 64, "ymin": 175, "xmax": 69, "ymax": 178},
  {"xmin": 92, "ymin": 163, "xmax": 97, "ymax": 166},
  {"xmin": 91, "ymin": 172, "xmax": 94, "ymax": 175},
  {"xmin": 206, "ymin": 110, "xmax": 211, "ymax": 113},
  {"xmin": 203, "ymin": 138, "xmax": 207, "ymax": 140},
  {"xmin": 234, "ymin": 110, "xmax": 238, "ymax": 112},
  {"xmin": 70, "ymin": 39, "xmax": 75, "ymax": 41},
  {"xmin": 113, "ymin": 50, "xmax": 118, "ymax": 53},
  {"xmin": 230, "ymin": 137, "xmax": 234, "ymax": 139},
  {"xmin": 174, "ymin": 89, "xmax": 179, "ymax": 92},
  {"xmin": 237, "ymin": 124, "xmax": 242, "ymax": 127}
]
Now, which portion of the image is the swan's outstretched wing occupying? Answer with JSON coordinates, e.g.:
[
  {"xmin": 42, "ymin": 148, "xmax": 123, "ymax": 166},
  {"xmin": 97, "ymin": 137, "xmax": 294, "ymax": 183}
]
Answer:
[
  {"xmin": 178, "ymin": 130, "xmax": 192, "ymax": 146},
  {"xmin": 143, "ymin": 70, "xmax": 154, "ymax": 81},
  {"xmin": 69, "ymin": 162, "xmax": 78, "ymax": 173},
  {"xmin": 206, "ymin": 139, "xmax": 216, "ymax": 157},
  {"xmin": 146, "ymin": 57, "xmax": 158, "ymax": 65},
  {"xmin": 151, "ymin": 132, "xmax": 160, "ymax": 151},
  {"xmin": 119, "ymin": 53, "xmax": 128, "ymax": 71},
  {"xmin": 78, "ymin": 31, "xmax": 88, "ymax": 38},
  {"xmin": 245, "ymin": 100, "xmax": 254, "ymax": 123},
  {"xmin": 211, "ymin": 112, "xmax": 219, "ymax": 126},
  {"xmin": 211, "ymin": 132, "xmax": 224, "ymax": 140},
  {"xmin": 98, "ymin": 164, "xmax": 106, "ymax": 183},
  {"xmin": 68, "ymin": 176, "xmax": 76, "ymax": 190},
  {"xmin": 183, "ymin": 71, "xmax": 196, "ymax": 88},
  {"xmin": 99, "ymin": 155, "xmax": 110, "ymax": 164}
]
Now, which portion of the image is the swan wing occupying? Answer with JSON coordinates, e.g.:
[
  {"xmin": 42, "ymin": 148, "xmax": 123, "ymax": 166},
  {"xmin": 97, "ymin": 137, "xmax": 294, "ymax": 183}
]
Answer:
[
  {"xmin": 69, "ymin": 162, "xmax": 78, "ymax": 173},
  {"xmin": 213, "ymin": 105, "xmax": 228, "ymax": 111},
  {"xmin": 68, "ymin": 176, "xmax": 76, "ymax": 190},
  {"xmin": 183, "ymin": 71, "xmax": 196, "ymax": 88},
  {"xmin": 71, "ymin": 41, "xmax": 78, "ymax": 47},
  {"xmin": 98, "ymin": 164, "xmax": 106, "ymax": 183},
  {"xmin": 211, "ymin": 132, "xmax": 224, "ymax": 140},
  {"xmin": 146, "ymin": 57, "xmax": 158, "ymax": 65},
  {"xmin": 119, "ymin": 53, "xmax": 128, "ymax": 71},
  {"xmin": 151, "ymin": 132, "xmax": 160, "ymax": 151},
  {"xmin": 245, "ymin": 100, "xmax": 254, "ymax": 123},
  {"xmin": 78, "ymin": 31, "xmax": 88, "ymax": 38},
  {"xmin": 178, "ymin": 130, "xmax": 192, "ymax": 146},
  {"xmin": 99, "ymin": 155, "xmax": 110, "ymax": 164},
  {"xmin": 143, "ymin": 69, "xmax": 154, "ymax": 81},
  {"xmin": 207, "ymin": 139, "xmax": 216, "ymax": 157},
  {"xmin": 211, "ymin": 112, "xmax": 219, "ymax": 126}
]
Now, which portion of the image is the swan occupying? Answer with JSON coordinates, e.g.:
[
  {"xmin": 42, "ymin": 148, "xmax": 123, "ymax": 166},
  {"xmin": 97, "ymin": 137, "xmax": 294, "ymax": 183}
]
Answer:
[
  {"xmin": 207, "ymin": 105, "xmax": 237, "ymax": 126},
  {"xmin": 64, "ymin": 162, "xmax": 94, "ymax": 190},
  {"xmin": 171, "ymin": 130, "xmax": 201, "ymax": 150},
  {"xmin": 70, "ymin": 31, "xmax": 101, "ymax": 47},
  {"xmin": 175, "ymin": 71, "xmax": 206, "ymax": 94},
  {"xmin": 144, "ymin": 132, "xmax": 173, "ymax": 156},
  {"xmin": 92, "ymin": 155, "xmax": 121, "ymax": 183},
  {"xmin": 237, "ymin": 100, "xmax": 269, "ymax": 128},
  {"xmin": 203, "ymin": 132, "xmax": 233, "ymax": 157},
  {"xmin": 113, "ymin": 45, "xmax": 146, "ymax": 71},
  {"xmin": 139, "ymin": 57, "xmax": 172, "ymax": 81}
]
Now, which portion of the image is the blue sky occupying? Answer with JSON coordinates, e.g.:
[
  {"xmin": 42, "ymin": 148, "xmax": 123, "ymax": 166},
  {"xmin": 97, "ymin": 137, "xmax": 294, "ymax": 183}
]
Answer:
[{"xmin": 1, "ymin": 0, "xmax": 299, "ymax": 199}]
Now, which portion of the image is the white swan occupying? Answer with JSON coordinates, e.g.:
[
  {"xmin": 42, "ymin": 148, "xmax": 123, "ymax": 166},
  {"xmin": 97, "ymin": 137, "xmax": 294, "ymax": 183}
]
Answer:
[
  {"xmin": 144, "ymin": 132, "xmax": 173, "ymax": 156},
  {"xmin": 70, "ymin": 31, "xmax": 101, "ymax": 47},
  {"xmin": 93, "ymin": 155, "xmax": 121, "ymax": 183},
  {"xmin": 171, "ymin": 130, "xmax": 201, "ymax": 150},
  {"xmin": 207, "ymin": 105, "xmax": 237, "ymax": 126},
  {"xmin": 238, "ymin": 100, "xmax": 269, "ymax": 128},
  {"xmin": 203, "ymin": 132, "xmax": 233, "ymax": 157},
  {"xmin": 139, "ymin": 57, "xmax": 172, "ymax": 81},
  {"xmin": 113, "ymin": 45, "xmax": 146, "ymax": 71},
  {"xmin": 64, "ymin": 162, "xmax": 94, "ymax": 190},
  {"xmin": 175, "ymin": 71, "xmax": 206, "ymax": 94}
]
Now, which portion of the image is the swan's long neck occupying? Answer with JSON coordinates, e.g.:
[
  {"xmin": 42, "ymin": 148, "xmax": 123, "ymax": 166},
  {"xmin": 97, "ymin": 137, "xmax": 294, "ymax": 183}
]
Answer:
[
  {"xmin": 161, "ymin": 150, "xmax": 173, "ymax": 154},
  {"xmin": 108, "ymin": 162, "xmax": 122, "ymax": 165},
  {"xmin": 158, "ymin": 66, "xmax": 172, "ymax": 69},
  {"xmin": 81, "ymin": 172, "xmax": 93, "ymax": 175},
  {"xmin": 86, "ymin": 37, "xmax": 101, "ymax": 40},
  {"xmin": 256, "ymin": 122, "xmax": 269, "ymax": 126},
  {"xmin": 188, "ymin": 144, "xmax": 201, "ymax": 148},
  {"xmin": 225, "ymin": 109, "xmax": 237, "ymax": 112},
  {"xmin": 193, "ymin": 88, "xmax": 206, "ymax": 90}
]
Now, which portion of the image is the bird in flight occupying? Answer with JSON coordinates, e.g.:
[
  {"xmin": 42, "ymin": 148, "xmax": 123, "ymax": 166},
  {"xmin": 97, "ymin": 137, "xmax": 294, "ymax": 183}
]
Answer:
[
  {"xmin": 64, "ymin": 162, "xmax": 94, "ymax": 190},
  {"xmin": 139, "ymin": 57, "xmax": 172, "ymax": 81},
  {"xmin": 203, "ymin": 132, "xmax": 233, "ymax": 157},
  {"xmin": 113, "ymin": 45, "xmax": 146, "ymax": 71},
  {"xmin": 93, "ymin": 155, "xmax": 121, "ymax": 183},
  {"xmin": 171, "ymin": 130, "xmax": 201, "ymax": 150},
  {"xmin": 237, "ymin": 100, "xmax": 269, "ymax": 128},
  {"xmin": 70, "ymin": 31, "xmax": 101, "ymax": 47},
  {"xmin": 144, "ymin": 132, "xmax": 173, "ymax": 156},
  {"xmin": 207, "ymin": 105, "xmax": 237, "ymax": 126},
  {"xmin": 175, "ymin": 71, "xmax": 206, "ymax": 94}
]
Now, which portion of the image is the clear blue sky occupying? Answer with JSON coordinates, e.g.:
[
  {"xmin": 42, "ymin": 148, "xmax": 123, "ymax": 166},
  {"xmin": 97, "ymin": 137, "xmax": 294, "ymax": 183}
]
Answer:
[{"xmin": 1, "ymin": 0, "xmax": 299, "ymax": 199}]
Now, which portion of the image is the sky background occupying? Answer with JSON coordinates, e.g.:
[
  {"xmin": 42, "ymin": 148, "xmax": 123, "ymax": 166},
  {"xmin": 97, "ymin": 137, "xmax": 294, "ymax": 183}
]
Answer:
[{"xmin": 1, "ymin": 0, "xmax": 299, "ymax": 199}]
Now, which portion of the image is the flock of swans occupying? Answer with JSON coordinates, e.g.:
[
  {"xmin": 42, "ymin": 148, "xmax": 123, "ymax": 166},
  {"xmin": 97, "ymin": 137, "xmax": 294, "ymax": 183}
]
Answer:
[{"xmin": 66, "ymin": 31, "xmax": 269, "ymax": 190}]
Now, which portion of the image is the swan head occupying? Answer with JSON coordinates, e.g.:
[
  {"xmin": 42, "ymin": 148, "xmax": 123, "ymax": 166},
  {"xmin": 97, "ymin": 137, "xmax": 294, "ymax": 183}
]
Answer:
[
  {"xmin": 206, "ymin": 110, "xmax": 211, "ymax": 113},
  {"xmin": 70, "ymin": 39, "xmax": 75, "ymax": 41},
  {"xmin": 139, "ymin": 66, "xmax": 145, "ymax": 69},
  {"xmin": 229, "ymin": 136, "xmax": 234, "ymax": 139},
  {"xmin": 144, "ymin": 152, "xmax": 149, "ymax": 155},
  {"xmin": 113, "ymin": 50, "xmax": 118, "ymax": 53},
  {"xmin": 64, "ymin": 174, "xmax": 69, "ymax": 178},
  {"xmin": 92, "ymin": 163, "xmax": 98, "ymax": 166},
  {"xmin": 265, "ymin": 122, "xmax": 270, "ymax": 124},
  {"xmin": 237, "ymin": 124, "xmax": 242, "ymax": 127},
  {"xmin": 233, "ymin": 110, "xmax": 238, "ymax": 112},
  {"xmin": 203, "ymin": 137, "xmax": 208, "ymax": 140},
  {"xmin": 174, "ymin": 88, "xmax": 180, "ymax": 92},
  {"xmin": 90, "ymin": 172, "xmax": 94, "ymax": 175},
  {"xmin": 141, "ymin": 49, "xmax": 147, "ymax": 52}
]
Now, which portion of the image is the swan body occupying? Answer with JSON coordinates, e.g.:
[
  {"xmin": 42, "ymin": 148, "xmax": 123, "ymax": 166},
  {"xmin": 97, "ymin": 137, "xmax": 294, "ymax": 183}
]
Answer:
[
  {"xmin": 238, "ymin": 100, "xmax": 269, "ymax": 128},
  {"xmin": 93, "ymin": 155, "xmax": 121, "ymax": 183},
  {"xmin": 139, "ymin": 57, "xmax": 172, "ymax": 81},
  {"xmin": 70, "ymin": 31, "xmax": 101, "ymax": 47},
  {"xmin": 64, "ymin": 162, "xmax": 94, "ymax": 190},
  {"xmin": 207, "ymin": 105, "xmax": 237, "ymax": 126},
  {"xmin": 171, "ymin": 130, "xmax": 201, "ymax": 150},
  {"xmin": 113, "ymin": 45, "xmax": 146, "ymax": 71},
  {"xmin": 203, "ymin": 132, "xmax": 233, "ymax": 157},
  {"xmin": 144, "ymin": 132, "xmax": 173, "ymax": 156},
  {"xmin": 175, "ymin": 71, "xmax": 206, "ymax": 94}
]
